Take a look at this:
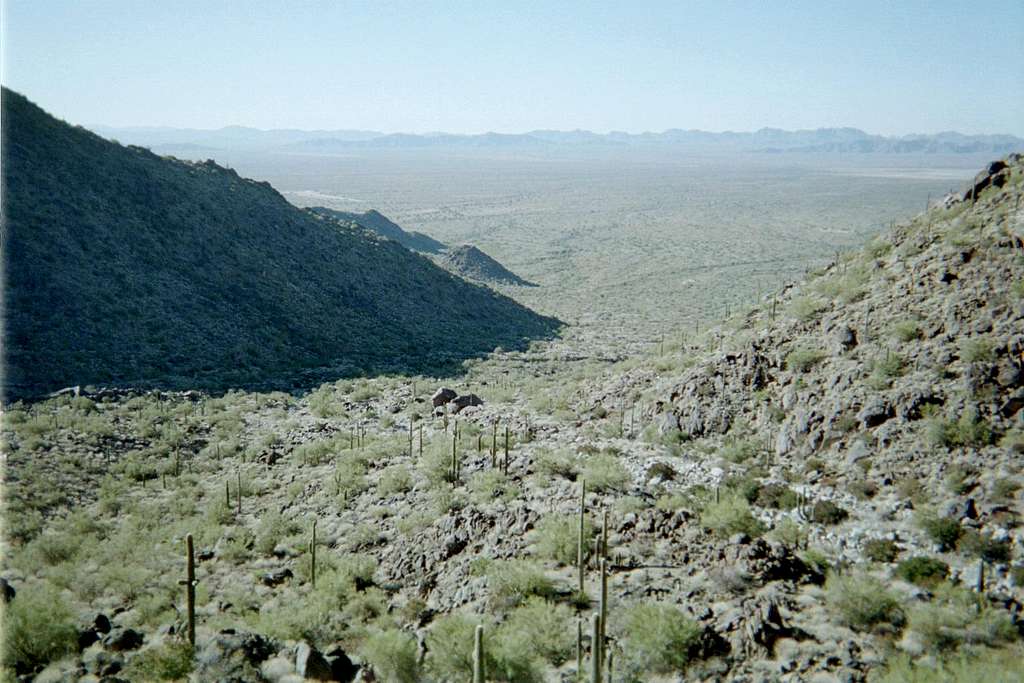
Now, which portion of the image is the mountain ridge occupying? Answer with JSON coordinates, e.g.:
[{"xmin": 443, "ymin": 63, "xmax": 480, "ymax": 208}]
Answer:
[{"xmin": 1, "ymin": 87, "xmax": 560, "ymax": 399}]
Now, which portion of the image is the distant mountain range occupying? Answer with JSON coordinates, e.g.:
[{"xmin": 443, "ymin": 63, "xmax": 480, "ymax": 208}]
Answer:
[
  {"xmin": 2, "ymin": 88, "xmax": 559, "ymax": 398},
  {"xmin": 90, "ymin": 123, "xmax": 1023, "ymax": 155}
]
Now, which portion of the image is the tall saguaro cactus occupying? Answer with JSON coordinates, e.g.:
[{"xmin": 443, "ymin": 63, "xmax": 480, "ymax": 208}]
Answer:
[
  {"xmin": 185, "ymin": 534, "xmax": 196, "ymax": 646},
  {"xmin": 473, "ymin": 624, "xmax": 484, "ymax": 683},
  {"xmin": 578, "ymin": 480, "xmax": 587, "ymax": 593},
  {"xmin": 310, "ymin": 519, "xmax": 318, "ymax": 588},
  {"xmin": 590, "ymin": 613, "xmax": 602, "ymax": 683}
]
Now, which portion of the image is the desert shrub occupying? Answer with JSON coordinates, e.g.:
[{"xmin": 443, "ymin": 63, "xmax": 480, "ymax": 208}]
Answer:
[
  {"xmin": 825, "ymin": 572, "xmax": 905, "ymax": 632},
  {"xmin": 755, "ymin": 484, "xmax": 799, "ymax": 510},
  {"xmin": 865, "ymin": 237, "xmax": 892, "ymax": 258},
  {"xmin": 534, "ymin": 514, "xmax": 595, "ymax": 565},
  {"xmin": 786, "ymin": 347, "xmax": 826, "ymax": 373},
  {"xmin": 533, "ymin": 448, "xmax": 578, "ymax": 480},
  {"xmin": 895, "ymin": 557, "xmax": 949, "ymax": 587},
  {"xmin": 871, "ymin": 352, "xmax": 906, "ymax": 379},
  {"xmin": 799, "ymin": 548, "xmax": 831, "ymax": 575},
  {"xmin": 395, "ymin": 510, "xmax": 436, "ymax": 537},
  {"xmin": 815, "ymin": 264, "xmax": 871, "ymax": 303},
  {"xmin": 655, "ymin": 492, "xmax": 689, "ymax": 512},
  {"xmin": 959, "ymin": 337, "xmax": 996, "ymax": 363},
  {"xmin": 469, "ymin": 470, "xmax": 520, "ymax": 504},
  {"xmin": 121, "ymin": 640, "xmax": 195, "ymax": 681},
  {"xmin": 333, "ymin": 458, "xmax": 368, "ymax": 502},
  {"xmin": 579, "ymin": 453, "xmax": 630, "ymax": 492},
  {"xmin": 425, "ymin": 613, "xmax": 480, "ymax": 681},
  {"xmin": 719, "ymin": 438, "xmax": 758, "ymax": 464},
  {"xmin": 378, "ymin": 465, "xmax": 413, "ymax": 497},
  {"xmin": 848, "ymin": 479, "xmax": 879, "ymax": 500},
  {"xmin": 486, "ymin": 560, "xmax": 555, "ymax": 610},
  {"xmin": 618, "ymin": 602, "xmax": 702, "ymax": 675},
  {"xmin": 788, "ymin": 296, "xmax": 828, "ymax": 322},
  {"xmin": 646, "ymin": 461, "xmax": 677, "ymax": 481},
  {"xmin": 890, "ymin": 319, "xmax": 922, "ymax": 342},
  {"xmin": 917, "ymin": 512, "xmax": 963, "ymax": 551},
  {"xmin": 812, "ymin": 500, "xmax": 849, "ymax": 525},
  {"xmin": 944, "ymin": 464, "xmax": 976, "ymax": 495},
  {"xmin": 700, "ymin": 494, "xmax": 765, "ymax": 538},
  {"xmin": 876, "ymin": 646, "xmax": 1024, "ymax": 683},
  {"xmin": 361, "ymin": 628, "xmax": 421, "ymax": 683},
  {"xmin": 418, "ymin": 438, "xmax": 456, "ymax": 486},
  {"xmin": 958, "ymin": 530, "xmax": 1012, "ymax": 563},
  {"xmin": 991, "ymin": 477, "xmax": 1020, "ymax": 501},
  {"xmin": 255, "ymin": 511, "xmax": 301, "ymax": 556},
  {"xmin": 499, "ymin": 597, "xmax": 575, "ymax": 666},
  {"xmin": 1, "ymin": 583, "xmax": 79, "ymax": 673},
  {"xmin": 771, "ymin": 518, "xmax": 809, "ymax": 549},
  {"xmin": 927, "ymin": 409, "xmax": 993, "ymax": 449},
  {"xmin": 863, "ymin": 539, "xmax": 899, "ymax": 563},
  {"xmin": 998, "ymin": 430, "xmax": 1024, "ymax": 454},
  {"xmin": 907, "ymin": 585, "xmax": 1017, "ymax": 652}
]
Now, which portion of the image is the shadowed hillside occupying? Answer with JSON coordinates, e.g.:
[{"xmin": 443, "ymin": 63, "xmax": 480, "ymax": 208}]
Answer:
[
  {"xmin": 0, "ymin": 89, "xmax": 560, "ymax": 399},
  {"xmin": 306, "ymin": 207, "xmax": 446, "ymax": 254},
  {"xmin": 441, "ymin": 243, "xmax": 537, "ymax": 287}
]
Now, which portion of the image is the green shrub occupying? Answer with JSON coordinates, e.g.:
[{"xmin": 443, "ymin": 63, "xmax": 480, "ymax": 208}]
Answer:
[
  {"xmin": 700, "ymin": 494, "xmax": 765, "ymax": 538},
  {"xmin": 254, "ymin": 511, "xmax": 301, "ymax": 556},
  {"xmin": 959, "ymin": 337, "xmax": 996, "ymax": 363},
  {"xmin": 333, "ymin": 458, "xmax": 368, "ymax": 502},
  {"xmin": 871, "ymin": 352, "xmax": 906, "ymax": 379},
  {"xmin": 121, "ymin": 640, "xmax": 195, "ymax": 681},
  {"xmin": 958, "ymin": 530, "xmax": 1012, "ymax": 563},
  {"xmin": 1, "ymin": 583, "xmax": 79, "ymax": 673},
  {"xmin": 425, "ymin": 613, "xmax": 480, "ymax": 681},
  {"xmin": 786, "ymin": 347, "xmax": 826, "ymax": 373},
  {"xmin": 361, "ymin": 628, "xmax": 421, "ymax": 683},
  {"xmin": 917, "ymin": 512, "xmax": 963, "ymax": 551},
  {"xmin": 770, "ymin": 518, "xmax": 809, "ymax": 549},
  {"xmin": 499, "ymin": 597, "xmax": 575, "ymax": 666},
  {"xmin": 906, "ymin": 585, "xmax": 1017, "ymax": 652},
  {"xmin": 825, "ymin": 572, "xmax": 905, "ymax": 632},
  {"xmin": 580, "ymin": 453, "xmax": 630, "ymax": 492},
  {"xmin": 890, "ymin": 319, "xmax": 922, "ymax": 342},
  {"xmin": 811, "ymin": 500, "xmax": 849, "ymax": 525},
  {"xmin": 619, "ymin": 602, "xmax": 702, "ymax": 675},
  {"xmin": 468, "ymin": 470, "xmax": 520, "ymax": 504},
  {"xmin": 876, "ymin": 646, "xmax": 1024, "ymax": 683},
  {"xmin": 486, "ymin": 560, "xmax": 555, "ymax": 610},
  {"xmin": 755, "ymin": 484, "xmax": 799, "ymax": 510},
  {"xmin": 533, "ymin": 448, "xmax": 578, "ymax": 481},
  {"xmin": 788, "ymin": 296, "xmax": 828, "ymax": 322},
  {"xmin": 534, "ymin": 514, "xmax": 594, "ymax": 565},
  {"xmin": 895, "ymin": 557, "xmax": 949, "ymax": 587},
  {"xmin": 863, "ymin": 539, "xmax": 899, "ymax": 563},
  {"xmin": 378, "ymin": 465, "xmax": 413, "ymax": 497}
]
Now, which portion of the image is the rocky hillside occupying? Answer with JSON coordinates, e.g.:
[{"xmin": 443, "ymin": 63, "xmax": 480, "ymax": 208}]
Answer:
[
  {"xmin": 306, "ymin": 208, "xmax": 446, "ymax": 254},
  {"xmin": 441, "ymin": 244, "xmax": 537, "ymax": 287},
  {"xmin": 0, "ymin": 89, "xmax": 559, "ymax": 399},
  {"xmin": 2, "ymin": 158, "xmax": 1022, "ymax": 683}
]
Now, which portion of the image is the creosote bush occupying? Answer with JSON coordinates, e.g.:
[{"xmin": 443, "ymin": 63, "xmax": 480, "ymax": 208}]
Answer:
[
  {"xmin": 534, "ymin": 514, "xmax": 595, "ymax": 565},
  {"xmin": 361, "ymin": 628, "xmax": 421, "ymax": 683},
  {"xmin": 786, "ymin": 347, "xmax": 826, "ymax": 373},
  {"xmin": 618, "ymin": 602, "xmax": 702, "ymax": 675},
  {"xmin": 917, "ymin": 512, "xmax": 962, "ymax": 551},
  {"xmin": 895, "ymin": 556, "xmax": 949, "ymax": 587},
  {"xmin": 825, "ymin": 572, "xmax": 905, "ymax": 632},
  {"xmin": 1, "ymin": 582, "xmax": 79, "ymax": 674},
  {"xmin": 863, "ymin": 539, "xmax": 899, "ymax": 563},
  {"xmin": 579, "ymin": 452, "xmax": 630, "ymax": 492},
  {"xmin": 700, "ymin": 494, "xmax": 765, "ymax": 539}
]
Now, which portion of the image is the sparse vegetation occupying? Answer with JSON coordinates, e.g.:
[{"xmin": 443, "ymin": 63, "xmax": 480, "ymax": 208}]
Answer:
[{"xmin": 825, "ymin": 572, "xmax": 905, "ymax": 632}]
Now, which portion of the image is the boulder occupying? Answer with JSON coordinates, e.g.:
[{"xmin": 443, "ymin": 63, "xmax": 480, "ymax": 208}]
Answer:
[
  {"xmin": 104, "ymin": 628, "xmax": 144, "ymax": 652},
  {"xmin": 431, "ymin": 387, "xmax": 457, "ymax": 407},
  {"xmin": 0, "ymin": 578, "xmax": 15, "ymax": 603},
  {"xmin": 261, "ymin": 568, "xmax": 294, "ymax": 587},
  {"xmin": 325, "ymin": 645, "xmax": 360, "ymax": 682},
  {"xmin": 450, "ymin": 393, "xmax": 483, "ymax": 414},
  {"xmin": 296, "ymin": 642, "xmax": 334, "ymax": 681}
]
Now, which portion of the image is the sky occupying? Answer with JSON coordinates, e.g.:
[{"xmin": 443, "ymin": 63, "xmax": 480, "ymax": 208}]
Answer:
[{"xmin": 2, "ymin": 0, "xmax": 1023, "ymax": 136}]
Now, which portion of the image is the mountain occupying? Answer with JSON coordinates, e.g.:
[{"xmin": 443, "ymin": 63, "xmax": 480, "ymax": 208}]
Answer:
[
  {"xmin": 92, "ymin": 123, "xmax": 1024, "ymax": 155},
  {"xmin": 0, "ymin": 88, "xmax": 560, "ymax": 399},
  {"xmin": 440, "ymin": 244, "xmax": 537, "ymax": 287},
  {"xmin": 306, "ymin": 208, "xmax": 446, "ymax": 254}
]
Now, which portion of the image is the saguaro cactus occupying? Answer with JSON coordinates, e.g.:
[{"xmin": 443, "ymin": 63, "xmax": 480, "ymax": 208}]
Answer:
[
  {"xmin": 578, "ymin": 480, "xmax": 587, "ymax": 592},
  {"xmin": 185, "ymin": 534, "xmax": 196, "ymax": 646},
  {"xmin": 590, "ymin": 613, "xmax": 601, "ymax": 683},
  {"xmin": 473, "ymin": 624, "xmax": 484, "ymax": 683},
  {"xmin": 310, "ymin": 519, "xmax": 318, "ymax": 588},
  {"xmin": 576, "ymin": 618, "xmax": 583, "ymax": 675},
  {"xmin": 599, "ymin": 558, "xmax": 608, "ymax": 651}
]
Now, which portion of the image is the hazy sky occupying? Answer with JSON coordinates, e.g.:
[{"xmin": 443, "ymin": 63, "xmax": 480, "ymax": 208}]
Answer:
[{"xmin": 3, "ymin": 0, "xmax": 1022, "ymax": 135}]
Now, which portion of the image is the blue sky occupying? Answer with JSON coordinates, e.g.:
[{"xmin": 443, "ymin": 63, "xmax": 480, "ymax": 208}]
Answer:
[{"xmin": 3, "ymin": 0, "xmax": 1022, "ymax": 135}]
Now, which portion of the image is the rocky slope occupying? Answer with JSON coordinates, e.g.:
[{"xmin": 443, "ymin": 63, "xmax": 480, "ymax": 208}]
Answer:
[
  {"xmin": 440, "ymin": 244, "xmax": 537, "ymax": 288},
  {"xmin": 1, "ymin": 157, "xmax": 1022, "ymax": 683},
  {"xmin": 0, "ymin": 89, "xmax": 559, "ymax": 400}
]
